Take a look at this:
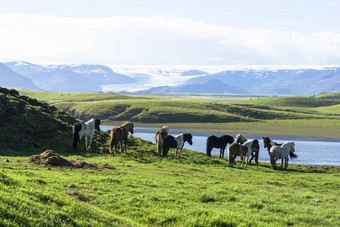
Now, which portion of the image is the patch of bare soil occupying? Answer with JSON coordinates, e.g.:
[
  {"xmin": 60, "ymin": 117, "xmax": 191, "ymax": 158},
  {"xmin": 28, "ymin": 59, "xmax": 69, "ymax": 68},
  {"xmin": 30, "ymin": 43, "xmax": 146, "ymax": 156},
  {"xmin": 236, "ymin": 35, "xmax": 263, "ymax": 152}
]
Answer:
[
  {"xmin": 67, "ymin": 192, "xmax": 92, "ymax": 202},
  {"xmin": 29, "ymin": 150, "xmax": 115, "ymax": 170}
]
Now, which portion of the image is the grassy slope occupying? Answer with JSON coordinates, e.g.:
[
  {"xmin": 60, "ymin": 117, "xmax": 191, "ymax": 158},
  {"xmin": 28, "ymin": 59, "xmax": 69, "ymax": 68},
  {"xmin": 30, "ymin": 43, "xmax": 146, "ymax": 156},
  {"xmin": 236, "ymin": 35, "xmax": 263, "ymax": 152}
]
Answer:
[
  {"xmin": 19, "ymin": 90, "xmax": 340, "ymax": 139},
  {"xmin": 1, "ymin": 135, "xmax": 339, "ymax": 226}
]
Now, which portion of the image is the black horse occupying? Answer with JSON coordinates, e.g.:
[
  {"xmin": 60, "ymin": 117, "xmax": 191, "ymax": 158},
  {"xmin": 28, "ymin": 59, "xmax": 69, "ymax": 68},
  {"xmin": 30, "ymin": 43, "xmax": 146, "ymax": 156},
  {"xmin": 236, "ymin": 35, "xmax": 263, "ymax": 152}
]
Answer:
[
  {"xmin": 163, "ymin": 133, "xmax": 193, "ymax": 159},
  {"xmin": 206, "ymin": 135, "xmax": 234, "ymax": 158}
]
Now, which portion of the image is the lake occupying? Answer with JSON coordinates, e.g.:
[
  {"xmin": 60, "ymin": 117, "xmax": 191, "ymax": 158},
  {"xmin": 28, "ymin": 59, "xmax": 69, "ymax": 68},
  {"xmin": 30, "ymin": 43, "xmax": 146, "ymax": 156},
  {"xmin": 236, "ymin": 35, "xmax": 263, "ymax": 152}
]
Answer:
[{"xmin": 102, "ymin": 125, "xmax": 340, "ymax": 166}]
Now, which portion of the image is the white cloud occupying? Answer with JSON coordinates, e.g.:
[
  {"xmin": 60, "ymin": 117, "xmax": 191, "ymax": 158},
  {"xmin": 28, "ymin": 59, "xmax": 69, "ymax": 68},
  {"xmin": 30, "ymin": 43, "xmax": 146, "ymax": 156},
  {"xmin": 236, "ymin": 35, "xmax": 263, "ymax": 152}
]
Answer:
[{"xmin": 0, "ymin": 13, "xmax": 340, "ymax": 65}]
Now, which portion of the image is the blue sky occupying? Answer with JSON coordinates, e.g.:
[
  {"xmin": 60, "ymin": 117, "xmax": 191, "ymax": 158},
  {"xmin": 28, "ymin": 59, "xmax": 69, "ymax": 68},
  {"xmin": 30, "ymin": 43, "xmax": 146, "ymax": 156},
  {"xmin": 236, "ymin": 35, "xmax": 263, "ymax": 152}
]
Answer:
[{"xmin": 1, "ymin": 0, "xmax": 339, "ymax": 65}]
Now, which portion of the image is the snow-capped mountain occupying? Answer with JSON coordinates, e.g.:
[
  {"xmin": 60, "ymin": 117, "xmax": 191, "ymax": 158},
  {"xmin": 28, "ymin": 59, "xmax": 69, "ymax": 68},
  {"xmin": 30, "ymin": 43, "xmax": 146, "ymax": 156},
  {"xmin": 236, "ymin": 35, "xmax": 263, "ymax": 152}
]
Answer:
[
  {"xmin": 4, "ymin": 61, "xmax": 136, "ymax": 92},
  {"xmin": 0, "ymin": 63, "xmax": 40, "ymax": 90},
  {"xmin": 2, "ymin": 62, "xmax": 340, "ymax": 95}
]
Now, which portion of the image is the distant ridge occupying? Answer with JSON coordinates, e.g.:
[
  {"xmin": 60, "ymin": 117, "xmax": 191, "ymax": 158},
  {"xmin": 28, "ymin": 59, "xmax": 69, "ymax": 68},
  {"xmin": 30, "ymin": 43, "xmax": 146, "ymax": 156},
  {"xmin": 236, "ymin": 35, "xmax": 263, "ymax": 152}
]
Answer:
[
  {"xmin": 0, "ymin": 63, "xmax": 40, "ymax": 90},
  {"xmin": 4, "ymin": 61, "xmax": 136, "ymax": 92}
]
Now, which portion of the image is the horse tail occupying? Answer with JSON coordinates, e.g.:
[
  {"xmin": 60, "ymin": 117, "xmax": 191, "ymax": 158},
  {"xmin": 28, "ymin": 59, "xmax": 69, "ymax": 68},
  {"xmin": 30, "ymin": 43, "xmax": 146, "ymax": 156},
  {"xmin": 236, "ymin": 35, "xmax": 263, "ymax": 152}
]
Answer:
[
  {"xmin": 73, "ymin": 123, "xmax": 82, "ymax": 149},
  {"xmin": 156, "ymin": 134, "xmax": 163, "ymax": 156},
  {"xmin": 227, "ymin": 146, "xmax": 232, "ymax": 165},
  {"xmin": 206, "ymin": 136, "xmax": 214, "ymax": 157},
  {"xmin": 289, "ymin": 150, "xmax": 298, "ymax": 159}
]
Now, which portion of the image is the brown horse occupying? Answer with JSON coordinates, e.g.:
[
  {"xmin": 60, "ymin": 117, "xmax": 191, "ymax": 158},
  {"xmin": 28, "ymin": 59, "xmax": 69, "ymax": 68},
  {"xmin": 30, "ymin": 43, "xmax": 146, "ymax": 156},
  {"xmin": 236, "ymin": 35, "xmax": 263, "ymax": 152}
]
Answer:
[
  {"xmin": 155, "ymin": 126, "xmax": 169, "ymax": 156},
  {"xmin": 227, "ymin": 143, "xmax": 248, "ymax": 166},
  {"xmin": 109, "ymin": 122, "xmax": 134, "ymax": 154}
]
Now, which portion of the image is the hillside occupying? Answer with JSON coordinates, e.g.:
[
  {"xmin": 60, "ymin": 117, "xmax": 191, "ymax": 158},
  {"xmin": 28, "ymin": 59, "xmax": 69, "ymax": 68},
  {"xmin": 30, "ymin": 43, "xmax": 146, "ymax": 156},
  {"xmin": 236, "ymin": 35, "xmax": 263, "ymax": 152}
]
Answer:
[
  {"xmin": 18, "ymin": 90, "xmax": 340, "ymax": 124},
  {"xmin": 0, "ymin": 87, "xmax": 76, "ymax": 152}
]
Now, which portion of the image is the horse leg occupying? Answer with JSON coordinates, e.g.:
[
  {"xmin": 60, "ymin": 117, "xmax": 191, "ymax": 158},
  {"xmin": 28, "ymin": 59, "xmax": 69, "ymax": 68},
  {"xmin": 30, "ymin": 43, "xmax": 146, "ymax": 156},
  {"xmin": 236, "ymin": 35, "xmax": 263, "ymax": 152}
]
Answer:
[
  {"xmin": 221, "ymin": 148, "xmax": 225, "ymax": 158},
  {"xmin": 281, "ymin": 159, "xmax": 284, "ymax": 170},
  {"xmin": 242, "ymin": 156, "xmax": 245, "ymax": 166},
  {"xmin": 120, "ymin": 139, "xmax": 123, "ymax": 153},
  {"xmin": 285, "ymin": 158, "xmax": 288, "ymax": 169},
  {"xmin": 88, "ymin": 135, "xmax": 93, "ymax": 150},
  {"xmin": 124, "ymin": 139, "xmax": 127, "ymax": 153},
  {"xmin": 85, "ymin": 137, "xmax": 88, "ymax": 150},
  {"xmin": 175, "ymin": 148, "xmax": 178, "ymax": 160},
  {"xmin": 178, "ymin": 148, "xmax": 182, "ymax": 160}
]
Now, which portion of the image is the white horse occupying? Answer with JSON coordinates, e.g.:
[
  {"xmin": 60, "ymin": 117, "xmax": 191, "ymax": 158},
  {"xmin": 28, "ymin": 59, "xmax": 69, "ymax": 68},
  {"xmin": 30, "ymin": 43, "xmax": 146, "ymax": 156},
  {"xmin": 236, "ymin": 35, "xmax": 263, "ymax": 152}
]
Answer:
[
  {"xmin": 163, "ymin": 133, "xmax": 193, "ymax": 160},
  {"xmin": 269, "ymin": 142, "xmax": 297, "ymax": 170},
  {"xmin": 73, "ymin": 118, "xmax": 101, "ymax": 150}
]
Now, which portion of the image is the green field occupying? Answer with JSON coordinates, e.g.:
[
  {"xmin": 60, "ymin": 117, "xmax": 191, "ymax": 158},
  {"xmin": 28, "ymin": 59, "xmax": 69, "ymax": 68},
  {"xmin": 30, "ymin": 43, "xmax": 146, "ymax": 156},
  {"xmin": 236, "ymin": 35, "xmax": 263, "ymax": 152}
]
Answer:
[
  {"xmin": 1, "ymin": 136, "xmax": 339, "ymax": 226},
  {"xmin": 1, "ymin": 87, "xmax": 339, "ymax": 226},
  {"xmin": 19, "ymin": 90, "xmax": 340, "ymax": 139}
]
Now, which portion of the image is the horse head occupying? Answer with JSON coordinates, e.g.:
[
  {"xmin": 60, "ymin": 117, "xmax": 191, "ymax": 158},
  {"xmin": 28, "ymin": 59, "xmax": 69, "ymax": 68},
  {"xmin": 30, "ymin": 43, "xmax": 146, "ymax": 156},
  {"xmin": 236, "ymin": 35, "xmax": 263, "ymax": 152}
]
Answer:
[
  {"xmin": 129, "ymin": 123, "xmax": 134, "ymax": 134},
  {"xmin": 236, "ymin": 134, "xmax": 247, "ymax": 144},
  {"xmin": 161, "ymin": 125, "xmax": 169, "ymax": 134},
  {"xmin": 94, "ymin": 119, "xmax": 101, "ymax": 132},
  {"xmin": 263, "ymin": 137, "xmax": 270, "ymax": 148},
  {"xmin": 184, "ymin": 134, "xmax": 193, "ymax": 145}
]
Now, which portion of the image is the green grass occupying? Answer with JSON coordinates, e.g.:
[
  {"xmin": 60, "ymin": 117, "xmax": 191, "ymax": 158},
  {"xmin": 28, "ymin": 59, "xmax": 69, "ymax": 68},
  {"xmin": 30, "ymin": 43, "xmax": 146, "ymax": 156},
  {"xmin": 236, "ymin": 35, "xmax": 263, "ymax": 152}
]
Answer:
[{"xmin": 1, "ymin": 135, "xmax": 339, "ymax": 226}]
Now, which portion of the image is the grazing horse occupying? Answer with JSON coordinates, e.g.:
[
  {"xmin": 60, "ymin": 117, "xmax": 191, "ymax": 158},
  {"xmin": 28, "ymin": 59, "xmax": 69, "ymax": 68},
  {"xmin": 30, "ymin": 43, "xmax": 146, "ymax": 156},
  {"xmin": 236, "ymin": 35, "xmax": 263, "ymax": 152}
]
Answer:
[
  {"xmin": 206, "ymin": 135, "xmax": 234, "ymax": 158},
  {"xmin": 163, "ymin": 133, "xmax": 193, "ymax": 160},
  {"xmin": 269, "ymin": 142, "xmax": 297, "ymax": 170},
  {"xmin": 109, "ymin": 122, "xmax": 134, "ymax": 154},
  {"xmin": 243, "ymin": 139, "xmax": 260, "ymax": 165},
  {"xmin": 73, "ymin": 119, "xmax": 101, "ymax": 150},
  {"xmin": 236, "ymin": 134, "xmax": 247, "ymax": 144},
  {"xmin": 155, "ymin": 126, "xmax": 169, "ymax": 156},
  {"xmin": 227, "ymin": 143, "xmax": 248, "ymax": 166}
]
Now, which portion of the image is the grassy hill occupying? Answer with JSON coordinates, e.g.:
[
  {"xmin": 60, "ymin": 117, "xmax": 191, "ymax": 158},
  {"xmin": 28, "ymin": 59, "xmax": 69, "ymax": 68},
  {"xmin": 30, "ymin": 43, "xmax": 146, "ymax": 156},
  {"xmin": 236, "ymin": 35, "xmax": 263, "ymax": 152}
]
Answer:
[
  {"xmin": 17, "ymin": 90, "xmax": 340, "ymax": 138},
  {"xmin": 18, "ymin": 90, "xmax": 340, "ymax": 123},
  {"xmin": 1, "ymin": 87, "xmax": 339, "ymax": 226}
]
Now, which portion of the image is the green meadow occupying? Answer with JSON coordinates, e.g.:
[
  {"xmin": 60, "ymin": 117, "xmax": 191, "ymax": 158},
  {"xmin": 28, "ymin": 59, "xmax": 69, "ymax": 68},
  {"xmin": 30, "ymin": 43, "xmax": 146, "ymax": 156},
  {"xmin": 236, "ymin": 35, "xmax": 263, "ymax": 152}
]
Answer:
[{"xmin": 1, "ymin": 135, "xmax": 339, "ymax": 226}]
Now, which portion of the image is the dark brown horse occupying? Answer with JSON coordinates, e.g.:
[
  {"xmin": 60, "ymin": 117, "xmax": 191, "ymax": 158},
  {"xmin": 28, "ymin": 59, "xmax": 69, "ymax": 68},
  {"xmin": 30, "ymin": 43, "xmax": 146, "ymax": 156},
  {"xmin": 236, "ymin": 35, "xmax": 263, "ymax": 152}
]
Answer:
[
  {"xmin": 206, "ymin": 135, "xmax": 234, "ymax": 158},
  {"xmin": 155, "ymin": 126, "xmax": 169, "ymax": 156},
  {"xmin": 109, "ymin": 122, "xmax": 134, "ymax": 154}
]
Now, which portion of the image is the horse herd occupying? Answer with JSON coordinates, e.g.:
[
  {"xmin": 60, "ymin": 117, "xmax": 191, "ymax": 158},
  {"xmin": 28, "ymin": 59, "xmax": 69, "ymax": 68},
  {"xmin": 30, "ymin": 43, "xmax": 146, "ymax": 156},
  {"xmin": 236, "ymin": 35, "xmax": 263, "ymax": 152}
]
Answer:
[{"xmin": 72, "ymin": 119, "xmax": 298, "ymax": 170}]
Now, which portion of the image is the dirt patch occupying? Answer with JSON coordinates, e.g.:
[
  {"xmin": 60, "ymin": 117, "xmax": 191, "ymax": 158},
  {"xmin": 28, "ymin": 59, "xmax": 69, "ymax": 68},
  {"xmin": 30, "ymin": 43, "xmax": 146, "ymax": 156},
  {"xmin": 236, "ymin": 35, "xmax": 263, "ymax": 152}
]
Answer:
[
  {"xmin": 29, "ymin": 150, "xmax": 115, "ymax": 170},
  {"xmin": 67, "ymin": 192, "xmax": 92, "ymax": 202}
]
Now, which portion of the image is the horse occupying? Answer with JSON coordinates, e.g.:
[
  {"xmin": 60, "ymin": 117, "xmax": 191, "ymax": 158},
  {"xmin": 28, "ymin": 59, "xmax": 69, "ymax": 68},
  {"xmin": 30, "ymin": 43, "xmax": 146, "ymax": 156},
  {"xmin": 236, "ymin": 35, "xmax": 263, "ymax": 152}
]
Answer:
[
  {"xmin": 243, "ymin": 139, "xmax": 260, "ymax": 165},
  {"xmin": 73, "ymin": 119, "xmax": 101, "ymax": 150},
  {"xmin": 269, "ymin": 142, "xmax": 297, "ymax": 170},
  {"xmin": 206, "ymin": 135, "xmax": 234, "ymax": 158},
  {"xmin": 263, "ymin": 137, "xmax": 283, "ymax": 156},
  {"xmin": 109, "ymin": 122, "xmax": 134, "ymax": 154},
  {"xmin": 163, "ymin": 133, "xmax": 193, "ymax": 160},
  {"xmin": 155, "ymin": 126, "xmax": 169, "ymax": 156},
  {"xmin": 227, "ymin": 143, "xmax": 248, "ymax": 166},
  {"xmin": 236, "ymin": 134, "xmax": 247, "ymax": 144}
]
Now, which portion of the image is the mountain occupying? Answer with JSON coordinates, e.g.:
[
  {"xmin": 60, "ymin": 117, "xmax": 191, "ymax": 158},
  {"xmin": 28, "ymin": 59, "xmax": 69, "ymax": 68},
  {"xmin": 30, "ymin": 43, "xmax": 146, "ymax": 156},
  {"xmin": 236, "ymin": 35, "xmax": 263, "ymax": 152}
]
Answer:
[
  {"xmin": 141, "ymin": 78, "xmax": 249, "ymax": 94},
  {"xmin": 4, "ymin": 61, "xmax": 136, "ymax": 92},
  {"xmin": 0, "ymin": 63, "xmax": 40, "ymax": 90},
  {"xmin": 182, "ymin": 67, "xmax": 340, "ymax": 95}
]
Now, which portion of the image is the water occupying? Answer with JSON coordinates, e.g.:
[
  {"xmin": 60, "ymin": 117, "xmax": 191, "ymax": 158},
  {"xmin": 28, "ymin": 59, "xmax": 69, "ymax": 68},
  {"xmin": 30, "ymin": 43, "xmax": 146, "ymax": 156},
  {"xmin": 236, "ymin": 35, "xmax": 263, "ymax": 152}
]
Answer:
[{"xmin": 102, "ymin": 125, "xmax": 340, "ymax": 166}]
